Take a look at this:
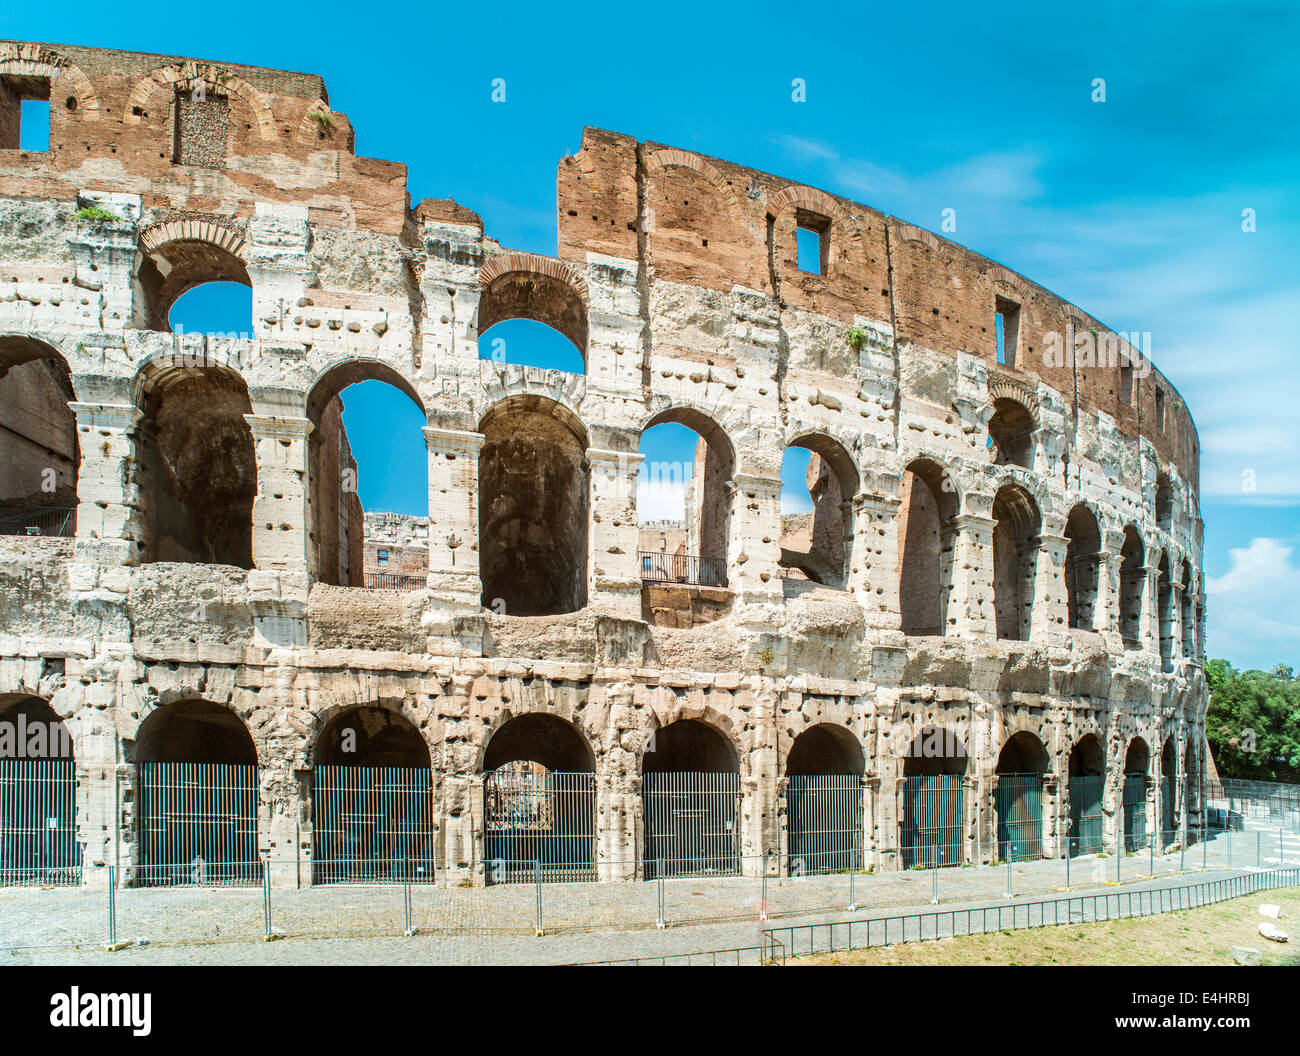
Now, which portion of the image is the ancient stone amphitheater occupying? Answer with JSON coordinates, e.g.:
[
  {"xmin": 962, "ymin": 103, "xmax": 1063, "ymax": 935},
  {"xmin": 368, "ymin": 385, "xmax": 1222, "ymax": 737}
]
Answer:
[{"xmin": 0, "ymin": 40, "xmax": 1207, "ymax": 889}]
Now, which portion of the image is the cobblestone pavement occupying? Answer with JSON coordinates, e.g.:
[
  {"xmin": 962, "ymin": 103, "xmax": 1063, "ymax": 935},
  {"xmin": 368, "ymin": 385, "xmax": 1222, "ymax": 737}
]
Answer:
[{"xmin": 1, "ymin": 827, "xmax": 1291, "ymax": 966}]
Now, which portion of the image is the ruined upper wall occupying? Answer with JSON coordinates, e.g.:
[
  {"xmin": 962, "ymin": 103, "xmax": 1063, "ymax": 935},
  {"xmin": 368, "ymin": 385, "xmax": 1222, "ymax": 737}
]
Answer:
[{"xmin": 555, "ymin": 128, "xmax": 1199, "ymax": 489}]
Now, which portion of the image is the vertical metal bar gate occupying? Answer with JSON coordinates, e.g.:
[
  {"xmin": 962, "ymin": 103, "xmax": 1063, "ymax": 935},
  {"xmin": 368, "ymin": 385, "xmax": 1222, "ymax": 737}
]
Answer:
[
  {"xmin": 312, "ymin": 765, "xmax": 434, "ymax": 884},
  {"xmin": 1122, "ymin": 773, "xmax": 1147, "ymax": 852},
  {"xmin": 902, "ymin": 774, "xmax": 964, "ymax": 868},
  {"xmin": 137, "ymin": 762, "xmax": 260, "ymax": 885},
  {"xmin": 994, "ymin": 772, "xmax": 1043, "ymax": 861},
  {"xmin": 786, "ymin": 774, "xmax": 863, "ymax": 874},
  {"xmin": 643, "ymin": 771, "xmax": 741, "ymax": 879},
  {"xmin": 483, "ymin": 767, "xmax": 596, "ymax": 883},
  {"xmin": 0, "ymin": 759, "xmax": 80, "ymax": 885},
  {"xmin": 1162, "ymin": 773, "xmax": 1176, "ymax": 845},
  {"xmin": 1068, "ymin": 774, "xmax": 1104, "ymax": 856}
]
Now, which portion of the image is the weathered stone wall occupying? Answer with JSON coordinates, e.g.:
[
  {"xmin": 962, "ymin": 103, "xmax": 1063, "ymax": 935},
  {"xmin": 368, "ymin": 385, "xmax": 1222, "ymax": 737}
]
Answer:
[{"xmin": 0, "ymin": 40, "xmax": 1209, "ymax": 888}]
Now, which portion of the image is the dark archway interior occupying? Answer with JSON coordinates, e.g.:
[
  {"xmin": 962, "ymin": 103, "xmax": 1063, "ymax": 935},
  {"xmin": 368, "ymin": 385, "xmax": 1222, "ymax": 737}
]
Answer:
[
  {"xmin": 1068, "ymin": 734, "xmax": 1104, "ymax": 777},
  {"xmin": 786, "ymin": 724, "xmax": 864, "ymax": 775},
  {"xmin": 898, "ymin": 459, "xmax": 957, "ymax": 637},
  {"xmin": 1162, "ymin": 739, "xmax": 1176, "ymax": 776},
  {"xmin": 996, "ymin": 731, "xmax": 1047, "ymax": 774},
  {"xmin": 1155, "ymin": 473, "xmax": 1173, "ymax": 531},
  {"xmin": 987, "ymin": 398, "xmax": 1035, "ymax": 467},
  {"xmin": 992, "ymin": 484, "xmax": 1040, "ymax": 641},
  {"xmin": 483, "ymin": 714, "xmax": 593, "ymax": 772},
  {"xmin": 1064, "ymin": 504, "xmax": 1101, "ymax": 630},
  {"xmin": 0, "ymin": 694, "xmax": 74, "ymax": 759},
  {"xmin": 0, "ymin": 339, "xmax": 79, "ymax": 525},
  {"xmin": 479, "ymin": 398, "xmax": 588, "ymax": 616},
  {"xmin": 134, "ymin": 700, "xmax": 256, "ymax": 764},
  {"xmin": 1125, "ymin": 737, "xmax": 1150, "ymax": 775},
  {"xmin": 902, "ymin": 726, "xmax": 967, "ymax": 776},
  {"xmin": 1119, "ymin": 526, "xmax": 1145, "ymax": 648},
  {"xmin": 643, "ymin": 718, "xmax": 737, "ymax": 773},
  {"xmin": 137, "ymin": 369, "xmax": 255, "ymax": 566},
  {"xmin": 315, "ymin": 706, "xmax": 430, "ymax": 767}
]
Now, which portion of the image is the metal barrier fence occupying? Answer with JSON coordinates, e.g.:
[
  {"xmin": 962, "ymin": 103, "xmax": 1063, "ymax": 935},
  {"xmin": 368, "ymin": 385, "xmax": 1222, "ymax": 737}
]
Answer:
[
  {"xmin": 361, "ymin": 571, "xmax": 425, "ymax": 591},
  {"xmin": 313, "ymin": 765, "xmax": 435, "ymax": 884},
  {"xmin": 1068, "ymin": 774, "xmax": 1103, "ymax": 856},
  {"xmin": 1162, "ymin": 774, "xmax": 1176, "ymax": 842},
  {"xmin": 786, "ymin": 774, "xmax": 863, "ymax": 875},
  {"xmin": 901, "ymin": 774, "xmax": 963, "ymax": 868},
  {"xmin": 0, "ymin": 759, "xmax": 80, "ymax": 886},
  {"xmin": 137, "ymin": 762, "xmax": 259, "ymax": 886},
  {"xmin": 0, "ymin": 505, "xmax": 76, "ymax": 537},
  {"xmin": 484, "ymin": 769, "xmax": 596, "ymax": 883},
  {"xmin": 643, "ymin": 771, "xmax": 741, "ymax": 878},
  {"xmin": 1122, "ymin": 773, "xmax": 1147, "ymax": 852},
  {"xmin": 994, "ymin": 773, "xmax": 1042, "ymax": 862},
  {"xmin": 638, "ymin": 550, "xmax": 727, "ymax": 588},
  {"xmin": 1209, "ymin": 779, "xmax": 1300, "ymax": 833}
]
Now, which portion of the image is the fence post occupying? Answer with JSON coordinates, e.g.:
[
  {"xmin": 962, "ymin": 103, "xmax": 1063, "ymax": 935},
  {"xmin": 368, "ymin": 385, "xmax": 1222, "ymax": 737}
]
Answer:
[
  {"xmin": 847, "ymin": 847, "xmax": 858, "ymax": 911},
  {"xmin": 1065, "ymin": 845, "xmax": 1070, "ymax": 889},
  {"xmin": 1227, "ymin": 827, "xmax": 1232, "ymax": 869},
  {"xmin": 656, "ymin": 859, "xmax": 666, "ymax": 929},
  {"xmin": 1149, "ymin": 833, "xmax": 1154, "ymax": 877},
  {"xmin": 1116, "ymin": 845, "xmax": 1121, "ymax": 884},
  {"xmin": 1180, "ymin": 836, "xmax": 1185, "ymax": 872},
  {"xmin": 1281, "ymin": 828, "xmax": 1285, "ymax": 866},
  {"xmin": 534, "ymin": 860, "xmax": 543, "ymax": 937},
  {"xmin": 930, "ymin": 841, "xmax": 938, "ymax": 905},
  {"xmin": 1005, "ymin": 848, "xmax": 1013, "ymax": 899},
  {"xmin": 262, "ymin": 858, "xmax": 273, "ymax": 941},
  {"xmin": 1258, "ymin": 830, "xmax": 1262, "ymax": 867},
  {"xmin": 760, "ymin": 854, "xmax": 769, "ymax": 922},
  {"xmin": 106, "ymin": 865, "xmax": 116, "ymax": 949}
]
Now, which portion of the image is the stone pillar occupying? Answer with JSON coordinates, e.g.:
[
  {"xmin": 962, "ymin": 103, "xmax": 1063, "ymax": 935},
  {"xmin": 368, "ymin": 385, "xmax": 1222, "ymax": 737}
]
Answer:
[
  {"xmin": 1092, "ymin": 550, "xmax": 1114, "ymax": 637},
  {"xmin": 597, "ymin": 685, "xmax": 640, "ymax": 881},
  {"xmin": 1142, "ymin": 564, "xmax": 1161, "ymax": 659},
  {"xmin": 70, "ymin": 682, "xmax": 119, "ymax": 889},
  {"xmin": 587, "ymin": 447, "xmax": 644, "ymax": 619},
  {"xmin": 1168, "ymin": 581, "xmax": 1185, "ymax": 668},
  {"xmin": 944, "ymin": 513, "xmax": 996, "ymax": 639},
  {"xmin": 244, "ymin": 414, "xmax": 311, "ymax": 575},
  {"xmin": 69, "ymin": 402, "xmax": 145, "ymax": 566},
  {"xmin": 1030, "ymin": 532, "xmax": 1070, "ymax": 645},
  {"xmin": 851, "ymin": 493, "xmax": 902, "ymax": 630},
  {"xmin": 727, "ymin": 472, "xmax": 784, "ymax": 604},
  {"xmin": 424, "ymin": 426, "xmax": 484, "ymax": 610},
  {"xmin": 1043, "ymin": 771, "xmax": 1063, "ymax": 858}
]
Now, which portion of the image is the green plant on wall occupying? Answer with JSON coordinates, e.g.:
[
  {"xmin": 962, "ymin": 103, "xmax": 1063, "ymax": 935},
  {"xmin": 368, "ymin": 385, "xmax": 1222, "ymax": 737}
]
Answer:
[
  {"xmin": 846, "ymin": 326, "xmax": 869, "ymax": 352},
  {"xmin": 311, "ymin": 110, "xmax": 335, "ymax": 132},
  {"xmin": 74, "ymin": 205, "xmax": 120, "ymax": 223},
  {"xmin": 757, "ymin": 647, "xmax": 776, "ymax": 668}
]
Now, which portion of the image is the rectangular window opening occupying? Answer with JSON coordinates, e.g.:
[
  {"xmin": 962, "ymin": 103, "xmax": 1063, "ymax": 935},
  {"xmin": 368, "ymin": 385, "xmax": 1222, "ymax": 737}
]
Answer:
[
  {"xmin": 1119, "ymin": 359, "xmax": 1134, "ymax": 405},
  {"xmin": 377, "ymin": 549, "xmax": 389, "ymax": 565},
  {"xmin": 795, "ymin": 210, "xmax": 830, "ymax": 275},
  {"xmin": 994, "ymin": 296, "xmax": 1020, "ymax": 367},
  {"xmin": 1155, "ymin": 386, "xmax": 1166, "ymax": 430},
  {"xmin": 0, "ymin": 76, "xmax": 52, "ymax": 152}
]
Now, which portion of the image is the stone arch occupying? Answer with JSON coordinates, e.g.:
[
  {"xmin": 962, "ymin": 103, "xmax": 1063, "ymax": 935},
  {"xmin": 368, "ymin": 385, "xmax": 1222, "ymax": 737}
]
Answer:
[
  {"xmin": 643, "ymin": 148, "xmax": 755, "ymax": 287},
  {"xmin": 1157, "ymin": 549, "xmax": 1175, "ymax": 670},
  {"xmin": 901, "ymin": 723, "xmax": 968, "ymax": 777},
  {"xmin": 641, "ymin": 703, "xmax": 742, "ymax": 774},
  {"xmin": 1124, "ymin": 736, "xmax": 1150, "ymax": 775},
  {"xmin": 646, "ymin": 148, "xmax": 747, "ymax": 219},
  {"xmin": 305, "ymin": 693, "xmax": 428, "ymax": 767},
  {"xmin": 0, "ymin": 43, "xmax": 102, "ymax": 121},
  {"xmin": 133, "ymin": 698, "xmax": 258, "ymax": 765},
  {"xmin": 992, "ymin": 483, "xmax": 1042, "ymax": 641},
  {"xmin": 1181, "ymin": 558, "xmax": 1196, "ymax": 659},
  {"xmin": 766, "ymin": 184, "xmax": 859, "ymax": 279},
  {"xmin": 0, "ymin": 335, "xmax": 79, "ymax": 529},
  {"xmin": 779, "ymin": 432, "xmax": 860, "ymax": 588},
  {"xmin": 997, "ymin": 730, "xmax": 1049, "ymax": 774},
  {"xmin": 987, "ymin": 396, "xmax": 1037, "ymax": 468},
  {"xmin": 0, "ymin": 693, "xmax": 74, "ymax": 760},
  {"xmin": 786, "ymin": 723, "xmax": 864, "ymax": 775},
  {"xmin": 1155, "ymin": 471, "xmax": 1173, "ymax": 532},
  {"xmin": 479, "ymin": 394, "xmax": 589, "ymax": 615},
  {"xmin": 294, "ymin": 99, "xmax": 334, "ymax": 145},
  {"xmin": 0, "ymin": 693, "xmax": 79, "ymax": 881},
  {"xmin": 1064, "ymin": 502, "xmax": 1102, "ymax": 631},
  {"xmin": 123, "ymin": 62, "xmax": 276, "ymax": 139},
  {"xmin": 995, "ymin": 730, "xmax": 1048, "ymax": 861},
  {"xmin": 898, "ymin": 456, "xmax": 959, "ymax": 637},
  {"xmin": 1119, "ymin": 525, "xmax": 1145, "ymax": 648},
  {"xmin": 313, "ymin": 704, "xmax": 431, "ymax": 768},
  {"xmin": 135, "ymin": 216, "xmax": 251, "ymax": 332},
  {"xmin": 477, "ymin": 252, "xmax": 589, "ymax": 364},
  {"xmin": 481, "ymin": 712, "xmax": 594, "ymax": 773}
]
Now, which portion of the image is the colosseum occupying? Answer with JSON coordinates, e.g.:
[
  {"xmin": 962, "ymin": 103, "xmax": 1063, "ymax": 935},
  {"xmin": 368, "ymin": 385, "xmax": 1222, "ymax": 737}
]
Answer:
[{"xmin": 0, "ymin": 40, "xmax": 1207, "ymax": 890}]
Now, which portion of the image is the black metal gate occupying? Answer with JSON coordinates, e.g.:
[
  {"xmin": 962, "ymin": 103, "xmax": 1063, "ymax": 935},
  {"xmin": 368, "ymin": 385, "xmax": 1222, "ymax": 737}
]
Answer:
[
  {"xmin": 786, "ymin": 774, "xmax": 863, "ymax": 874},
  {"xmin": 0, "ymin": 759, "xmax": 80, "ymax": 885},
  {"xmin": 1068, "ymin": 775, "xmax": 1104, "ymax": 856},
  {"xmin": 994, "ymin": 773, "xmax": 1043, "ymax": 861},
  {"xmin": 483, "ymin": 767, "xmax": 595, "ymax": 883},
  {"xmin": 902, "ymin": 774, "xmax": 964, "ymax": 868},
  {"xmin": 643, "ymin": 771, "xmax": 741, "ymax": 879},
  {"xmin": 1123, "ymin": 773, "xmax": 1147, "ymax": 851},
  {"xmin": 312, "ymin": 765, "xmax": 434, "ymax": 884},
  {"xmin": 137, "ymin": 762, "xmax": 260, "ymax": 885},
  {"xmin": 1162, "ymin": 774, "xmax": 1176, "ymax": 845}
]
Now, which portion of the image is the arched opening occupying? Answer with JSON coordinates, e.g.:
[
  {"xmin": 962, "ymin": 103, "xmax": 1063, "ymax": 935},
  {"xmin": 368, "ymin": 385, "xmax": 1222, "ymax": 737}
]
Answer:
[
  {"xmin": 1157, "ymin": 551, "xmax": 1174, "ymax": 671},
  {"xmin": 992, "ymin": 484, "xmax": 1041, "ymax": 641},
  {"xmin": 312, "ymin": 705, "xmax": 433, "ymax": 884},
  {"xmin": 1161, "ymin": 738, "xmax": 1177, "ymax": 844},
  {"xmin": 785, "ymin": 724, "xmax": 864, "ymax": 874},
  {"xmin": 476, "ymin": 262, "xmax": 587, "ymax": 374},
  {"xmin": 306, "ymin": 363, "xmax": 427, "ymax": 589},
  {"xmin": 0, "ymin": 338, "xmax": 79, "ymax": 538},
  {"xmin": 898, "ymin": 458, "xmax": 958, "ymax": 636},
  {"xmin": 482, "ymin": 714, "xmax": 595, "ymax": 883},
  {"xmin": 135, "ymin": 364, "xmax": 255, "ymax": 566},
  {"xmin": 480, "ymin": 396, "xmax": 588, "ymax": 615},
  {"xmin": 1119, "ymin": 526, "xmax": 1145, "ymax": 649},
  {"xmin": 1181, "ymin": 560, "xmax": 1195, "ymax": 661},
  {"xmin": 995, "ymin": 732, "xmax": 1047, "ymax": 862},
  {"xmin": 642, "ymin": 718, "xmax": 740, "ymax": 878},
  {"xmin": 1123, "ymin": 737, "xmax": 1150, "ymax": 852},
  {"xmin": 136, "ymin": 236, "xmax": 252, "ymax": 334},
  {"xmin": 0, "ymin": 695, "xmax": 79, "ymax": 884},
  {"xmin": 777, "ymin": 436, "xmax": 858, "ymax": 589},
  {"xmin": 1064, "ymin": 504, "xmax": 1102, "ymax": 631},
  {"xmin": 1155, "ymin": 472, "xmax": 1173, "ymax": 533},
  {"xmin": 987, "ymin": 397, "xmax": 1035, "ymax": 468},
  {"xmin": 1067, "ymin": 734, "xmax": 1104, "ymax": 857},
  {"xmin": 901, "ymin": 725, "xmax": 966, "ymax": 868},
  {"xmin": 133, "ymin": 699, "xmax": 258, "ymax": 885},
  {"xmin": 638, "ymin": 410, "xmax": 733, "ymax": 594}
]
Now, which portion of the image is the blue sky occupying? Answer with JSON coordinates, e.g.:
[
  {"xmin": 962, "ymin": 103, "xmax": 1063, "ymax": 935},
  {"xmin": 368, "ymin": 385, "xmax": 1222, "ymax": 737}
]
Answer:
[{"xmin": 8, "ymin": 0, "xmax": 1297, "ymax": 670}]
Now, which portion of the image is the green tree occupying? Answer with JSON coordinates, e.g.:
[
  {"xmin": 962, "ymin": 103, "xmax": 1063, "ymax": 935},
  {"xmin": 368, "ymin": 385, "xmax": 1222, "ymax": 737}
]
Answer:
[{"xmin": 1205, "ymin": 658, "xmax": 1300, "ymax": 782}]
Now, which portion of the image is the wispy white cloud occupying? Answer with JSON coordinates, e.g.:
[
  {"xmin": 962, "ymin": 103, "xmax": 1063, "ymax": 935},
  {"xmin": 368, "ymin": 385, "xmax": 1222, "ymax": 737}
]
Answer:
[{"xmin": 1205, "ymin": 538, "xmax": 1300, "ymax": 666}]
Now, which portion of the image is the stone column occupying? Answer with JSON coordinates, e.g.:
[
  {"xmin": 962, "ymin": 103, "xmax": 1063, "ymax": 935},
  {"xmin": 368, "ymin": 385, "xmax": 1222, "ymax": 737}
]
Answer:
[
  {"xmin": 943, "ymin": 513, "xmax": 996, "ymax": 639},
  {"xmin": 424, "ymin": 426, "xmax": 484, "ymax": 610},
  {"xmin": 69, "ymin": 682, "xmax": 119, "ymax": 889},
  {"xmin": 851, "ymin": 493, "xmax": 902, "ymax": 630},
  {"xmin": 244, "ymin": 414, "xmax": 312, "ymax": 575},
  {"xmin": 1030, "ymin": 532, "xmax": 1070, "ymax": 645},
  {"xmin": 1142, "ymin": 564, "xmax": 1161, "ymax": 659},
  {"xmin": 1168, "ymin": 580, "xmax": 1185, "ymax": 668},
  {"xmin": 69, "ymin": 402, "xmax": 145, "ymax": 566},
  {"xmin": 727, "ymin": 472, "xmax": 784, "ymax": 605},
  {"xmin": 1043, "ymin": 771, "xmax": 1063, "ymax": 858},
  {"xmin": 1092, "ymin": 550, "xmax": 1114, "ymax": 637},
  {"xmin": 587, "ymin": 447, "xmax": 644, "ymax": 620}
]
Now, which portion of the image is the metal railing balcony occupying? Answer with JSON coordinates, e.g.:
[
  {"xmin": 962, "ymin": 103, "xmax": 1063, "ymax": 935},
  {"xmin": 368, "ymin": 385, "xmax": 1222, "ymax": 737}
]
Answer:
[
  {"xmin": 638, "ymin": 550, "xmax": 727, "ymax": 589},
  {"xmin": 361, "ymin": 571, "xmax": 426, "ymax": 591},
  {"xmin": 0, "ymin": 505, "xmax": 76, "ymax": 538}
]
